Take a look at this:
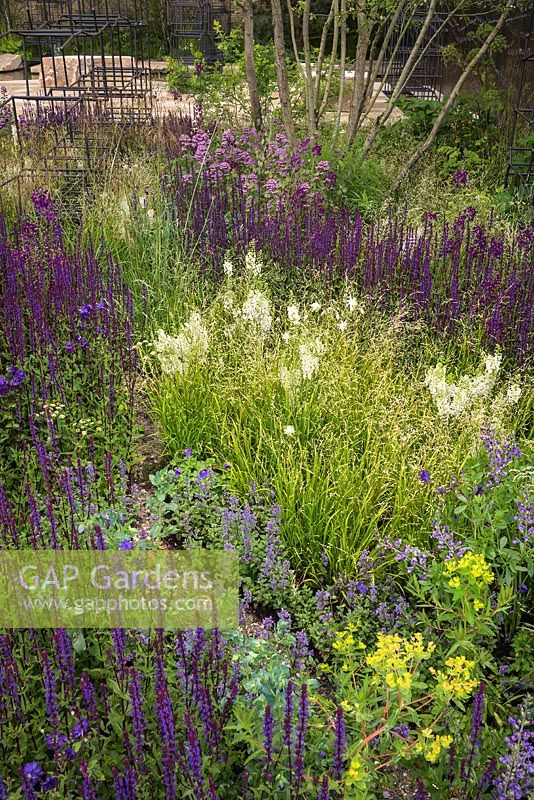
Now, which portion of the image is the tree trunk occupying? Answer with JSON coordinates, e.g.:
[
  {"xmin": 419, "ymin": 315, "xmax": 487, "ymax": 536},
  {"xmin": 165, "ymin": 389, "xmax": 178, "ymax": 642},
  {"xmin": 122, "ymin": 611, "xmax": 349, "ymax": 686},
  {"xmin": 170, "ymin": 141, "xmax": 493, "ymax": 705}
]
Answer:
[
  {"xmin": 314, "ymin": 0, "xmax": 336, "ymax": 110},
  {"xmin": 271, "ymin": 0, "xmax": 296, "ymax": 143},
  {"xmin": 334, "ymin": 0, "xmax": 347, "ymax": 136},
  {"xmin": 394, "ymin": 1, "xmax": 514, "ymax": 187},
  {"xmin": 302, "ymin": 0, "xmax": 317, "ymax": 140},
  {"xmin": 318, "ymin": 0, "xmax": 340, "ymax": 120},
  {"xmin": 358, "ymin": 2, "xmax": 406, "ymax": 128},
  {"xmin": 360, "ymin": 0, "xmax": 437, "ymax": 156},
  {"xmin": 241, "ymin": 0, "xmax": 262, "ymax": 130},
  {"xmin": 346, "ymin": 13, "xmax": 371, "ymax": 143}
]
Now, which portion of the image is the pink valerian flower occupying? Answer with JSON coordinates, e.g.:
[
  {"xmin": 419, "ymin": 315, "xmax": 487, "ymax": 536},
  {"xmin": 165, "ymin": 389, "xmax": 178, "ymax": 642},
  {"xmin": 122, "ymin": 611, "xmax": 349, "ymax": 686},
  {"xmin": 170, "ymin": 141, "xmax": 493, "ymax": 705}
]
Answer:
[{"xmin": 264, "ymin": 178, "xmax": 280, "ymax": 195}]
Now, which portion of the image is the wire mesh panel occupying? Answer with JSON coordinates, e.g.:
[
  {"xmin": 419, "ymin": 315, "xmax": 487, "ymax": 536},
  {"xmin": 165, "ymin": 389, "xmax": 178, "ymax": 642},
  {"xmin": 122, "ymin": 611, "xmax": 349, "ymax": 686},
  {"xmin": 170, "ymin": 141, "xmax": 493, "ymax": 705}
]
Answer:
[
  {"xmin": 379, "ymin": 8, "xmax": 444, "ymax": 100},
  {"xmin": 167, "ymin": 0, "xmax": 230, "ymax": 65},
  {"xmin": 2, "ymin": 0, "xmax": 153, "ymax": 183},
  {"xmin": 506, "ymin": 4, "xmax": 534, "ymax": 201},
  {"xmin": 5, "ymin": 1, "xmax": 152, "ymax": 108}
]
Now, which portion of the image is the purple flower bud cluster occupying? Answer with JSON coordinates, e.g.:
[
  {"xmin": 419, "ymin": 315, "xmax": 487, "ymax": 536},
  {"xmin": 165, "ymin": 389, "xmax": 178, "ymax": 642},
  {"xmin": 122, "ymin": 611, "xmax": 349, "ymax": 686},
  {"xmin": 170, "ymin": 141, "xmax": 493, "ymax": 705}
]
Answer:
[
  {"xmin": 452, "ymin": 169, "xmax": 468, "ymax": 188},
  {"xmin": 167, "ymin": 164, "xmax": 533, "ymax": 359},
  {"xmin": 514, "ymin": 496, "xmax": 533, "ymax": 546},
  {"xmin": 293, "ymin": 683, "xmax": 309, "ymax": 789},
  {"xmin": 0, "ymin": 366, "xmax": 26, "ymax": 397},
  {"xmin": 128, "ymin": 667, "xmax": 146, "ymax": 762},
  {"xmin": 41, "ymin": 649, "xmax": 61, "ymax": 753},
  {"xmin": 493, "ymin": 699, "xmax": 534, "ymax": 800},
  {"xmin": 333, "ymin": 706, "xmax": 346, "ymax": 780},
  {"xmin": 481, "ymin": 430, "xmax": 523, "ymax": 487},
  {"xmin": 263, "ymin": 705, "xmax": 274, "ymax": 781},
  {"xmin": 431, "ymin": 524, "xmax": 467, "ymax": 560},
  {"xmin": 383, "ymin": 536, "xmax": 428, "ymax": 577}
]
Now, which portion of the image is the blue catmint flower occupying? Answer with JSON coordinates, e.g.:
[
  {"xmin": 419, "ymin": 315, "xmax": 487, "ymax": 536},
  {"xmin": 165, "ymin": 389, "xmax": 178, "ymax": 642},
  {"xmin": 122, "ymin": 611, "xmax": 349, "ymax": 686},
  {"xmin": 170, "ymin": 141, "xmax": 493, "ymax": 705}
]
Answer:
[
  {"xmin": 278, "ymin": 608, "xmax": 292, "ymax": 627},
  {"xmin": 292, "ymin": 630, "xmax": 312, "ymax": 670},
  {"xmin": 419, "ymin": 469, "xmax": 431, "ymax": 484}
]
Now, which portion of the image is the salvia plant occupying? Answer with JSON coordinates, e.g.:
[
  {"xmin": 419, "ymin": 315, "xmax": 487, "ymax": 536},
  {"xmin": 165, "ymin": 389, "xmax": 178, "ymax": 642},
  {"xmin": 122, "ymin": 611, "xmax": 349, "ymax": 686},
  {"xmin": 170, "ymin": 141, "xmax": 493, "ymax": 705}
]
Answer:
[
  {"xmin": 0, "ymin": 111, "xmax": 532, "ymax": 799},
  {"xmin": 158, "ymin": 122, "xmax": 533, "ymax": 362}
]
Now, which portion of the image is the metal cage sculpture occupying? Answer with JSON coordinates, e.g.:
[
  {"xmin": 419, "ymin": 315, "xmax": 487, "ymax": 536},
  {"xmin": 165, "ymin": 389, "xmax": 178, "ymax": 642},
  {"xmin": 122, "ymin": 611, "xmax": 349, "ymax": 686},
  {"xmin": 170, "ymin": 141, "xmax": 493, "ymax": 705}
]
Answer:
[
  {"xmin": 379, "ymin": 8, "xmax": 444, "ymax": 101},
  {"xmin": 5, "ymin": 1, "xmax": 152, "ymax": 113},
  {"xmin": 167, "ymin": 0, "xmax": 231, "ymax": 65},
  {"xmin": 506, "ymin": 3, "xmax": 534, "ymax": 202},
  {"xmin": 0, "ymin": 0, "xmax": 153, "ymax": 186}
]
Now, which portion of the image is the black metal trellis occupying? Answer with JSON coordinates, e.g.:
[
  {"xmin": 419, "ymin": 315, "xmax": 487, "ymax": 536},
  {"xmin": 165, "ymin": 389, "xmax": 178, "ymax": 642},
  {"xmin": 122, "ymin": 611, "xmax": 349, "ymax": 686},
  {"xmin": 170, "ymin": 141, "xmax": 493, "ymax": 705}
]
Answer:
[
  {"xmin": 167, "ymin": 0, "xmax": 231, "ymax": 65},
  {"xmin": 0, "ymin": 1, "xmax": 153, "ymax": 186},
  {"xmin": 5, "ymin": 1, "xmax": 152, "ymax": 112},
  {"xmin": 379, "ymin": 8, "xmax": 445, "ymax": 101},
  {"xmin": 506, "ymin": 3, "xmax": 534, "ymax": 202}
]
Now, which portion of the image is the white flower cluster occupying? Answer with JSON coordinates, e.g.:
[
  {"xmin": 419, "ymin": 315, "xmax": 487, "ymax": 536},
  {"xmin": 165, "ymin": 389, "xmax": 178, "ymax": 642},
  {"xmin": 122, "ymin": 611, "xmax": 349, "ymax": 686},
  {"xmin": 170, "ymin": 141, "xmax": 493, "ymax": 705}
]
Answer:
[
  {"xmin": 154, "ymin": 312, "xmax": 209, "ymax": 375},
  {"xmin": 424, "ymin": 353, "xmax": 503, "ymax": 418},
  {"xmin": 279, "ymin": 366, "xmax": 301, "ymax": 391},
  {"xmin": 287, "ymin": 305, "xmax": 301, "ymax": 326},
  {"xmin": 506, "ymin": 383, "xmax": 522, "ymax": 405},
  {"xmin": 245, "ymin": 246, "xmax": 262, "ymax": 277},
  {"xmin": 279, "ymin": 338, "xmax": 324, "ymax": 390},
  {"xmin": 489, "ymin": 380, "xmax": 522, "ymax": 428},
  {"xmin": 240, "ymin": 290, "xmax": 272, "ymax": 336},
  {"xmin": 299, "ymin": 338, "xmax": 324, "ymax": 380},
  {"xmin": 223, "ymin": 259, "xmax": 234, "ymax": 277}
]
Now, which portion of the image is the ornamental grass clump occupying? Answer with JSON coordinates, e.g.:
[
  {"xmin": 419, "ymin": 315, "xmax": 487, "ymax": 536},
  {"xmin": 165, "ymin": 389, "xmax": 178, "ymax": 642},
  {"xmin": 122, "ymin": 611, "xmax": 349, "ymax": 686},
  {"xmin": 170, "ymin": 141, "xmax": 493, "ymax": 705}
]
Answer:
[{"xmin": 147, "ymin": 264, "xmax": 529, "ymax": 577}]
